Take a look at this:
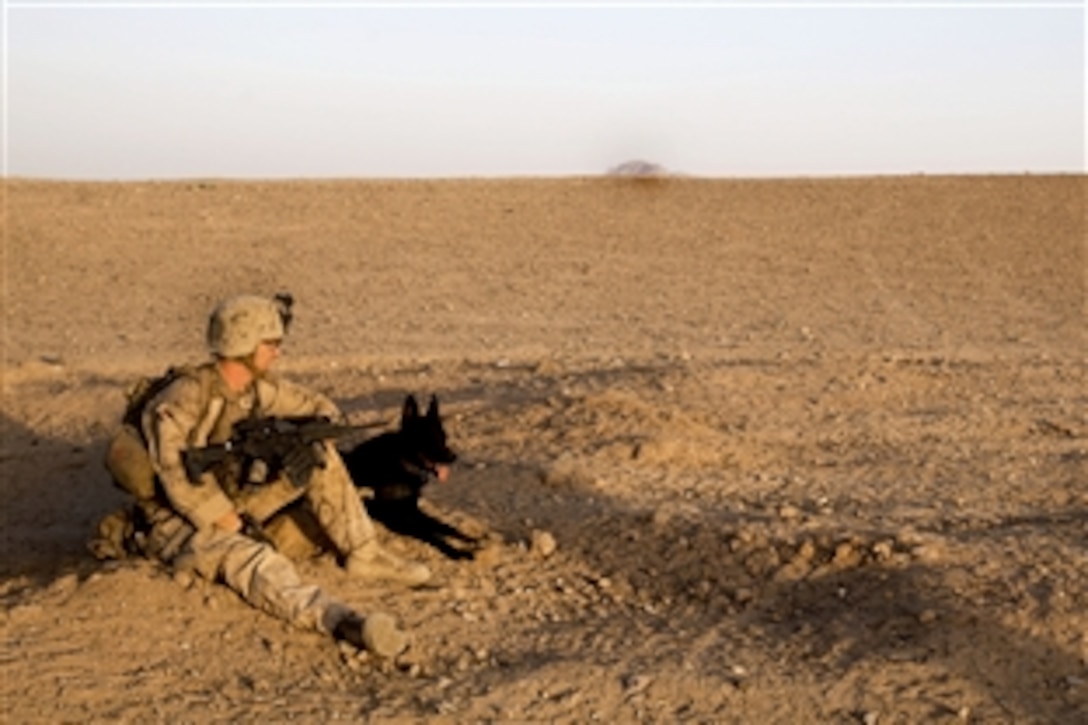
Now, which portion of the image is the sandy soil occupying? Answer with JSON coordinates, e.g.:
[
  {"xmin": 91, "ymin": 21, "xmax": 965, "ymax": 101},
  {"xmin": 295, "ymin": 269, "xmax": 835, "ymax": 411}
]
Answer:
[{"xmin": 2, "ymin": 175, "xmax": 1085, "ymax": 723}]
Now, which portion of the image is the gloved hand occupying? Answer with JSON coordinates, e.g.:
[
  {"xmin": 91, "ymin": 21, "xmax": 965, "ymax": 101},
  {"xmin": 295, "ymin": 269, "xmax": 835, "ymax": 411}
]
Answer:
[{"xmin": 281, "ymin": 441, "xmax": 329, "ymax": 488}]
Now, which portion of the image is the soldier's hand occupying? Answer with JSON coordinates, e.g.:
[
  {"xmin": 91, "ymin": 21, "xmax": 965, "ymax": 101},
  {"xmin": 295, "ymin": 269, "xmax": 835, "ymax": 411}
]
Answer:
[
  {"xmin": 282, "ymin": 444, "xmax": 321, "ymax": 487},
  {"xmin": 214, "ymin": 509, "xmax": 244, "ymax": 533}
]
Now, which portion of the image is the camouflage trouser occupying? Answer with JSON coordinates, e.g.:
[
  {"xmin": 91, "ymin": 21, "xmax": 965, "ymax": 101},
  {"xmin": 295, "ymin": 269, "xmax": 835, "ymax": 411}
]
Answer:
[
  {"xmin": 303, "ymin": 444, "xmax": 376, "ymax": 555},
  {"xmin": 102, "ymin": 502, "xmax": 346, "ymax": 634},
  {"xmin": 181, "ymin": 525, "xmax": 352, "ymax": 634},
  {"xmin": 92, "ymin": 444, "xmax": 375, "ymax": 634},
  {"xmin": 237, "ymin": 443, "xmax": 377, "ymax": 559},
  {"xmin": 180, "ymin": 447, "xmax": 375, "ymax": 632}
]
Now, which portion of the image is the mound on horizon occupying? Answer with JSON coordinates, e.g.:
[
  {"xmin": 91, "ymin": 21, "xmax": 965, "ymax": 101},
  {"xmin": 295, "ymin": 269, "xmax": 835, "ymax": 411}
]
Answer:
[{"xmin": 607, "ymin": 159, "xmax": 668, "ymax": 177}]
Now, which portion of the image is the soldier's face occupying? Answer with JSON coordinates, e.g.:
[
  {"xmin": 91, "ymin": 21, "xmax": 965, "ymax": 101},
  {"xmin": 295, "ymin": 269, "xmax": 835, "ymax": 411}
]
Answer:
[{"xmin": 253, "ymin": 339, "xmax": 282, "ymax": 373}]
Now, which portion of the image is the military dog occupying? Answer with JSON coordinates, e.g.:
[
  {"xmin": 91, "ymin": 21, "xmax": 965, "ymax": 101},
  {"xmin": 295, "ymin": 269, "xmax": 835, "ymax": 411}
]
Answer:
[{"xmin": 341, "ymin": 394, "xmax": 482, "ymax": 560}]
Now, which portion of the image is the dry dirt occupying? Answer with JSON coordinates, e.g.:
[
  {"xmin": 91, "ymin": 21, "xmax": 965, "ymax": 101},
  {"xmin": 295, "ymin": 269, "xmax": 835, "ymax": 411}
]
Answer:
[{"xmin": 1, "ymin": 175, "xmax": 1086, "ymax": 723}]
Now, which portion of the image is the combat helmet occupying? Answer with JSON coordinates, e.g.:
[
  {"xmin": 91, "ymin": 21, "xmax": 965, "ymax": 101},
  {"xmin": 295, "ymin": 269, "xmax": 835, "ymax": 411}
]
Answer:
[{"xmin": 207, "ymin": 293, "xmax": 294, "ymax": 358}]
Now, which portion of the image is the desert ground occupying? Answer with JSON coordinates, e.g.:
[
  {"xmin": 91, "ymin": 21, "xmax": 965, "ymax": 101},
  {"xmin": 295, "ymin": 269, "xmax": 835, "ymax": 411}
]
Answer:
[{"xmin": 1, "ymin": 175, "xmax": 1085, "ymax": 723}]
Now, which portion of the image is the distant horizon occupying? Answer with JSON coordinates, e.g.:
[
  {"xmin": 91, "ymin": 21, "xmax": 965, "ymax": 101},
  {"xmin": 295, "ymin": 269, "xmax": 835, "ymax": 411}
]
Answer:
[{"xmin": 4, "ymin": 169, "xmax": 1085, "ymax": 184}]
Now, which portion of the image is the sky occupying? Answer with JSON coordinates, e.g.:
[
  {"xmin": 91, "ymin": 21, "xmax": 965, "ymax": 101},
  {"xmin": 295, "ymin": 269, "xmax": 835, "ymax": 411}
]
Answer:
[{"xmin": 3, "ymin": 1, "xmax": 1085, "ymax": 180}]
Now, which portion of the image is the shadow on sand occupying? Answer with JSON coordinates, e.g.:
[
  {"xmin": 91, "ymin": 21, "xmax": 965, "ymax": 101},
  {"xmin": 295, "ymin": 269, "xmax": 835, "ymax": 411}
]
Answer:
[
  {"xmin": 437, "ymin": 459, "xmax": 1086, "ymax": 723},
  {"xmin": 0, "ymin": 412, "xmax": 124, "ymax": 594}
]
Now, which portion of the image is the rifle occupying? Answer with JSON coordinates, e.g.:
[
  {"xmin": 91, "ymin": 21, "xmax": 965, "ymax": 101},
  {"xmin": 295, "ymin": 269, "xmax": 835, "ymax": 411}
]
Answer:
[{"xmin": 182, "ymin": 415, "xmax": 385, "ymax": 489}]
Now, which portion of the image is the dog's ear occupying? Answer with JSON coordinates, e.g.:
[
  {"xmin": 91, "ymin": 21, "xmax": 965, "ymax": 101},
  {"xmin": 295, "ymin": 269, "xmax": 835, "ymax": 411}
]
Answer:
[
  {"xmin": 426, "ymin": 395, "xmax": 440, "ymax": 419},
  {"xmin": 402, "ymin": 395, "xmax": 420, "ymax": 422}
]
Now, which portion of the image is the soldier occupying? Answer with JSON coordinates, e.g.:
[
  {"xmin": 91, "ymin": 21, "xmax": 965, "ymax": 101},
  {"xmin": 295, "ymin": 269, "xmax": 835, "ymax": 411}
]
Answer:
[{"xmin": 100, "ymin": 293, "xmax": 430, "ymax": 657}]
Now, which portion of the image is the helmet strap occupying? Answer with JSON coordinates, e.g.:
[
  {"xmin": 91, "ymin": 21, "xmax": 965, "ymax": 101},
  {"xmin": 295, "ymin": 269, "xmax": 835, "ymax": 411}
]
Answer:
[{"xmin": 241, "ymin": 352, "xmax": 265, "ymax": 380}]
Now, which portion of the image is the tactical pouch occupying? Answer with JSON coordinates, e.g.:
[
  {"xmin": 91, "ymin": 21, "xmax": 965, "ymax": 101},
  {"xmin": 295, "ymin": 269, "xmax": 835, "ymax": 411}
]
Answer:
[
  {"xmin": 88, "ymin": 507, "xmax": 137, "ymax": 560},
  {"xmin": 104, "ymin": 424, "xmax": 158, "ymax": 500}
]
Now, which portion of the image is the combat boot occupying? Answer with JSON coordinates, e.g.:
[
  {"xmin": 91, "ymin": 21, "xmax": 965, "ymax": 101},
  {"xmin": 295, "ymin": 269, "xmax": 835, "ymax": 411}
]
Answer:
[
  {"xmin": 333, "ymin": 611, "xmax": 408, "ymax": 658},
  {"xmin": 345, "ymin": 542, "xmax": 432, "ymax": 586}
]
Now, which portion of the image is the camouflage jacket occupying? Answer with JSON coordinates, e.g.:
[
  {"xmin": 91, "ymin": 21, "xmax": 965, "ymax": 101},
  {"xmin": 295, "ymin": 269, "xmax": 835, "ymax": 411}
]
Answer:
[{"xmin": 140, "ymin": 362, "xmax": 341, "ymax": 531}]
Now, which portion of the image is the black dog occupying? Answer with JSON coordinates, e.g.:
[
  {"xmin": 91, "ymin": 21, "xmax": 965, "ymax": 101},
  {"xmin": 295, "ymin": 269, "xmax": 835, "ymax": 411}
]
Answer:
[{"xmin": 341, "ymin": 395, "xmax": 482, "ymax": 560}]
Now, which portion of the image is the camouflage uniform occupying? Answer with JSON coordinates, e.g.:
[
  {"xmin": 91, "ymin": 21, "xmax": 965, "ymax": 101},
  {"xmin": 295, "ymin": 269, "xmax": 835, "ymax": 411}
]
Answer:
[
  {"xmin": 112, "ymin": 294, "xmax": 426, "ymax": 652},
  {"xmin": 139, "ymin": 362, "xmax": 377, "ymax": 635}
]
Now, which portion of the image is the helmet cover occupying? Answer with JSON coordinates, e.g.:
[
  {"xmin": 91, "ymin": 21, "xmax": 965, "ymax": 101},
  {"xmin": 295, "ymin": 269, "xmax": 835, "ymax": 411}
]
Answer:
[{"xmin": 207, "ymin": 294, "xmax": 289, "ymax": 358}]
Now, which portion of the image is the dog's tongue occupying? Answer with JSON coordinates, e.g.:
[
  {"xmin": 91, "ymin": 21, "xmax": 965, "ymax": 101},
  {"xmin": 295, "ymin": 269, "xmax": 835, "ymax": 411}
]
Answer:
[{"xmin": 435, "ymin": 464, "xmax": 450, "ymax": 483}]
